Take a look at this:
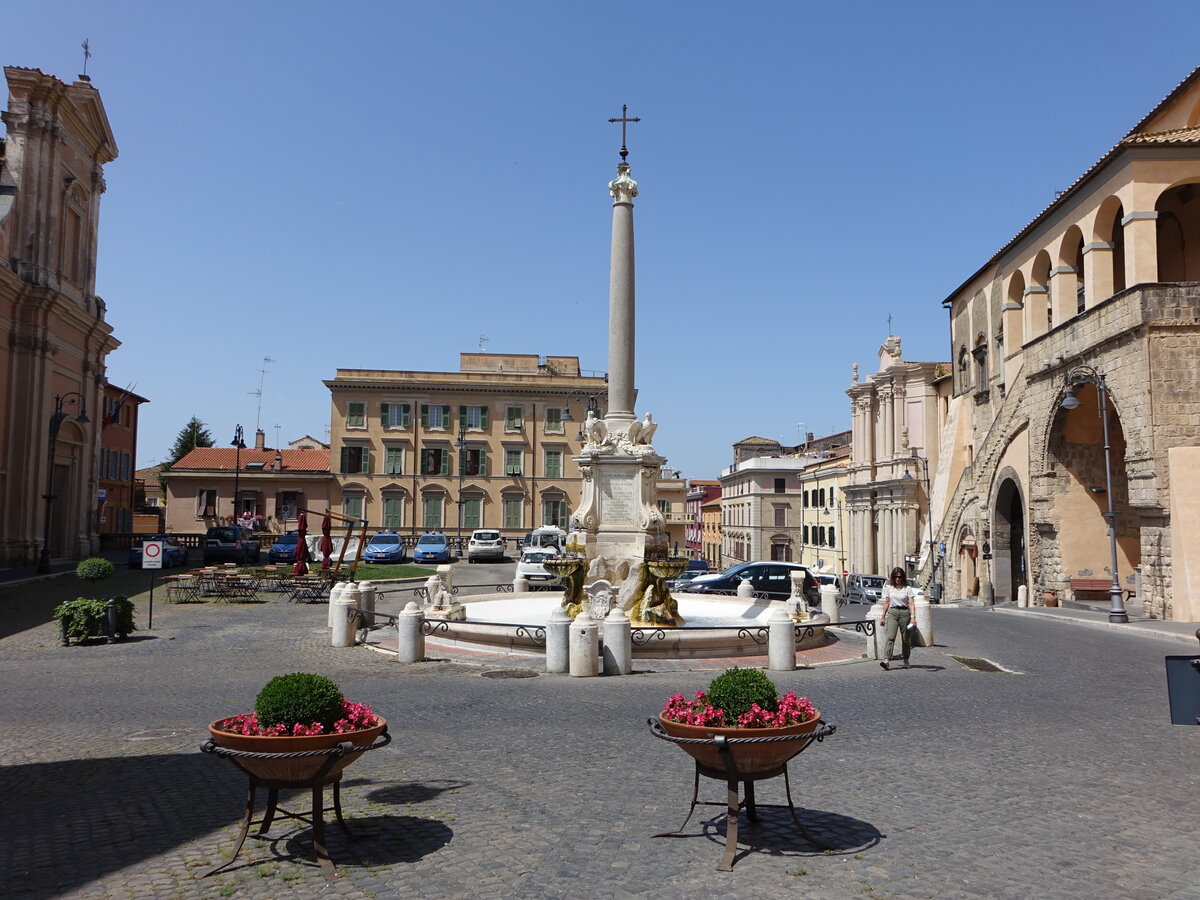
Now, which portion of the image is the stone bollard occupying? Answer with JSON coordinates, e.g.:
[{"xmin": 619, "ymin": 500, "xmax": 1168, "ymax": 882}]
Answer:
[
  {"xmin": 330, "ymin": 592, "xmax": 356, "ymax": 647},
  {"xmin": 340, "ymin": 582, "xmax": 362, "ymax": 630},
  {"xmin": 820, "ymin": 583, "xmax": 841, "ymax": 624},
  {"xmin": 545, "ymin": 607, "xmax": 571, "ymax": 673},
  {"xmin": 514, "ymin": 574, "xmax": 529, "ymax": 593},
  {"xmin": 767, "ymin": 604, "xmax": 796, "ymax": 672},
  {"xmin": 866, "ymin": 600, "xmax": 885, "ymax": 659},
  {"xmin": 569, "ymin": 610, "xmax": 599, "ymax": 677},
  {"xmin": 328, "ymin": 582, "xmax": 347, "ymax": 628},
  {"xmin": 1017, "ymin": 585, "xmax": 1029, "ymax": 608},
  {"xmin": 397, "ymin": 601, "xmax": 425, "ymax": 662},
  {"xmin": 601, "ymin": 607, "xmax": 632, "ymax": 675},
  {"xmin": 357, "ymin": 581, "xmax": 377, "ymax": 628},
  {"xmin": 913, "ymin": 596, "xmax": 933, "ymax": 648},
  {"xmin": 736, "ymin": 579, "xmax": 754, "ymax": 599}
]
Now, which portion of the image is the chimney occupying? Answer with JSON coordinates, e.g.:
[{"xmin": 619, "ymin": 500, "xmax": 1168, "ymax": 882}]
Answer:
[
  {"xmin": 255, "ymin": 429, "xmax": 266, "ymax": 450},
  {"xmin": 806, "ymin": 432, "xmax": 815, "ymax": 444},
  {"xmin": 273, "ymin": 449, "xmax": 283, "ymax": 472}
]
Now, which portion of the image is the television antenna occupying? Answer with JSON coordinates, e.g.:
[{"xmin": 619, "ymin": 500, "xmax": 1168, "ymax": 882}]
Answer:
[
  {"xmin": 249, "ymin": 356, "xmax": 275, "ymax": 430},
  {"xmin": 478, "ymin": 334, "xmax": 489, "ymax": 352},
  {"xmin": 274, "ymin": 423, "xmax": 282, "ymax": 448}
]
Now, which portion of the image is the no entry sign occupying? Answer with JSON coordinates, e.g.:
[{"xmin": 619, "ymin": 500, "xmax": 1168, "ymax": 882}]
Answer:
[{"xmin": 142, "ymin": 540, "xmax": 164, "ymax": 570}]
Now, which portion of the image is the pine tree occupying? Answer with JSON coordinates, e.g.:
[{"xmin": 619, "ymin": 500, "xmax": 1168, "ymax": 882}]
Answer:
[
  {"xmin": 159, "ymin": 417, "xmax": 215, "ymax": 492},
  {"xmin": 166, "ymin": 417, "xmax": 215, "ymax": 464}
]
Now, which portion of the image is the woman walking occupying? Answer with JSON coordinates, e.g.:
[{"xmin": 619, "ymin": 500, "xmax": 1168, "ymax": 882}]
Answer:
[{"xmin": 880, "ymin": 567, "xmax": 916, "ymax": 670}]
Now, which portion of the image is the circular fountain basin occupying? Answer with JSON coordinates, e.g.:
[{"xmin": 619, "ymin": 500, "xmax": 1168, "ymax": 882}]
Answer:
[{"xmin": 424, "ymin": 591, "xmax": 829, "ymax": 659}]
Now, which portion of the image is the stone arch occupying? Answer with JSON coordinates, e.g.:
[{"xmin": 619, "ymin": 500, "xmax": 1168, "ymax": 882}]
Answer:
[
  {"xmin": 1044, "ymin": 379, "xmax": 1141, "ymax": 595},
  {"xmin": 1027, "ymin": 252, "xmax": 1053, "ymax": 337},
  {"xmin": 990, "ymin": 466, "xmax": 1027, "ymax": 604},
  {"xmin": 1093, "ymin": 196, "xmax": 1126, "ymax": 295},
  {"xmin": 955, "ymin": 521, "xmax": 980, "ymax": 597},
  {"xmin": 1005, "ymin": 271, "xmax": 1026, "ymax": 349},
  {"xmin": 1057, "ymin": 225, "xmax": 1086, "ymax": 316},
  {"xmin": 1155, "ymin": 181, "xmax": 1200, "ymax": 282}
]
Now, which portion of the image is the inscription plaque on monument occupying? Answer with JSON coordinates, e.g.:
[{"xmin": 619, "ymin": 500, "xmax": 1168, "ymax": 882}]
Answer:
[{"xmin": 602, "ymin": 476, "xmax": 637, "ymax": 526}]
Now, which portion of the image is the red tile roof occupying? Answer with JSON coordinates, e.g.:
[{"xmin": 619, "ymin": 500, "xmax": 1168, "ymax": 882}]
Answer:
[{"xmin": 171, "ymin": 447, "xmax": 330, "ymax": 472}]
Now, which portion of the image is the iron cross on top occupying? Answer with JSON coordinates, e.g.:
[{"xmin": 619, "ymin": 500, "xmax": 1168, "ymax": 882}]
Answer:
[{"xmin": 608, "ymin": 105, "xmax": 641, "ymax": 160}]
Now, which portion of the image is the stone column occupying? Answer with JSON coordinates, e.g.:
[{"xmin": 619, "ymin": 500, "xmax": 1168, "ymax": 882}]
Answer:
[
  {"xmin": 1049, "ymin": 266, "xmax": 1077, "ymax": 323},
  {"xmin": 881, "ymin": 390, "xmax": 894, "ymax": 459},
  {"xmin": 606, "ymin": 161, "xmax": 638, "ymax": 424},
  {"xmin": 1082, "ymin": 241, "xmax": 1114, "ymax": 303},
  {"xmin": 1122, "ymin": 211, "xmax": 1159, "ymax": 286}
]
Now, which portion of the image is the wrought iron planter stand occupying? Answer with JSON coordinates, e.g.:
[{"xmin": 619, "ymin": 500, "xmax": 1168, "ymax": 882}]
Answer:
[
  {"xmin": 200, "ymin": 727, "xmax": 391, "ymax": 877},
  {"xmin": 647, "ymin": 718, "xmax": 836, "ymax": 871}
]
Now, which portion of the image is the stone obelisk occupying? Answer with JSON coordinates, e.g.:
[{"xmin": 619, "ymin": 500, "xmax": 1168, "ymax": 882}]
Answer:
[{"xmin": 574, "ymin": 108, "xmax": 668, "ymax": 600}]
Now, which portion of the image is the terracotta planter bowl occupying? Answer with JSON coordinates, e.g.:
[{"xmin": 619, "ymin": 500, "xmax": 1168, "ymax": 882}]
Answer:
[
  {"xmin": 208, "ymin": 716, "xmax": 387, "ymax": 784},
  {"xmin": 657, "ymin": 712, "xmax": 821, "ymax": 777}
]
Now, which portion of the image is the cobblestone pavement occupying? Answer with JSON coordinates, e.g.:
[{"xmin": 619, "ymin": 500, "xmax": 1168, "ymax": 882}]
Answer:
[{"xmin": 1, "ymin": 576, "xmax": 1197, "ymax": 899}]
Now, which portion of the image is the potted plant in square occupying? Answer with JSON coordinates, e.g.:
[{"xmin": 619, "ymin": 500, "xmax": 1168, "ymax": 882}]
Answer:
[
  {"xmin": 657, "ymin": 667, "xmax": 820, "ymax": 775},
  {"xmin": 54, "ymin": 557, "xmax": 135, "ymax": 644},
  {"xmin": 206, "ymin": 672, "xmax": 387, "ymax": 782}
]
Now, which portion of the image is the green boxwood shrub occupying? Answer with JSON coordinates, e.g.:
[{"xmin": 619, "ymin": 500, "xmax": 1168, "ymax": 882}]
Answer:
[
  {"xmin": 54, "ymin": 596, "xmax": 135, "ymax": 642},
  {"xmin": 255, "ymin": 673, "xmax": 345, "ymax": 730},
  {"xmin": 704, "ymin": 667, "xmax": 779, "ymax": 725}
]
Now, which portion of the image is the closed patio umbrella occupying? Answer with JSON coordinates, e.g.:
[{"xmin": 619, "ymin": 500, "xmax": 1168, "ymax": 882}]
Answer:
[
  {"xmin": 320, "ymin": 511, "xmax": 333, "ymax": 571},
  {"xmin": 293, "ymin": 511, "xmax": 310, "ymax": 576}
]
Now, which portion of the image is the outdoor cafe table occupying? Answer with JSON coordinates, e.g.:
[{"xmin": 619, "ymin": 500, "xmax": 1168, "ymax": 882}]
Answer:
[{"xmin": 647, "ymin": 717, "xmax": 838, "ymax": 871}]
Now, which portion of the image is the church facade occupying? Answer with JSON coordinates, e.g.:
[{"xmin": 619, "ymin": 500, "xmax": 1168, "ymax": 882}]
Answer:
[
  {"xmin": 0, "ymin": 67, "xmax": 119, "ymax": 567},
  {"xmin": 935, "ymin": 66, "xmax": 1200, "ymax": 620}
]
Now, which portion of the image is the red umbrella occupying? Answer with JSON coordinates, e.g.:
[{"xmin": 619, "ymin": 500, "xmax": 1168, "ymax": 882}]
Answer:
[
  {"xmin": 293, "ymin": 511, "xmax": 310, "ymax": 575},
  {"xmin": 320, "ymin": 511, "xmax": 334, "ymax": 571}
]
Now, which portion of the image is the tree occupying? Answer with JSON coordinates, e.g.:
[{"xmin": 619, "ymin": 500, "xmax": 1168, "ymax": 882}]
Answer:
[
  {"xmin": 159, "ymin": 417, "xmax": 215, "ymax": 492},
  {"xmin": 166, "ymin": 417, "xmax": 215, "ymax": 465}
]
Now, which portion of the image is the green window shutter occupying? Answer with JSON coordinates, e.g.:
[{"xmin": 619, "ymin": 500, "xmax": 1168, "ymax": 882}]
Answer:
[
  {"xmin": 340, "ymin": 446, "xmax": 349, "ymax": 473},
  {"xmin": 479, "ymin": 448, "xmax": 488, "ymax": 476},
  {"xmin": 443, "ymin": 405, "xmax": 451, "ymax": 423},
  {"xmin": 480, "ymin": 407, "xmax": 489, "ymax": 428},
  {"xmin": 459, "ymin": 449, "xmax": 466, "ymax": 476},
  {"xmin": 401, "ymin": 404, "xmax": 411, "ymax": 428},
  {"xmin": 362, "ymin": 447, "xmax": 371, "ymax": 474},
  {"xmin": 380, "ymin": 403, "xmax": 389, "ymax": 425},
  {"xmin": 459, "ymin": 405, "xmax": 467, "ymax": 429},
  {"xmin": 441, "ymin": 451, "xmax": 450, "ymax": 476},
  {"xmin": 420, "ymin": 404, "xmax": 429, "ymax": 428}
]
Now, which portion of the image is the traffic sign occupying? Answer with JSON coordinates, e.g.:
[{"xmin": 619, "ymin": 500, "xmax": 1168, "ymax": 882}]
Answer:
[{"xmin": 142, "ymin": 540, "xmax": 164, "ymax": 570}]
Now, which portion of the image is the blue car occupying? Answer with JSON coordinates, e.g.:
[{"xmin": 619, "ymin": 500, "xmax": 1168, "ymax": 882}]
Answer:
[
  {"xmin": 268, "ymin": 532, "xmax": 301, "ymax": 564},
  {"xmin": 412, "ymin": 532, "xmax": 451, "ymax": 563},
  {"xmin": 128, "ymin": 535, "xmax": 188, "ymax": 569},
  {"xmin": 364, "ymin": 532, "xmax": 406, "ymax": 563}
]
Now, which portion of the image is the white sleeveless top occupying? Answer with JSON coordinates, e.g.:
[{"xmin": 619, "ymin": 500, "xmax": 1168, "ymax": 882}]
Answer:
[{"xmin": 883, "ymin": 585, "xmax": 915, "ymax": 609}]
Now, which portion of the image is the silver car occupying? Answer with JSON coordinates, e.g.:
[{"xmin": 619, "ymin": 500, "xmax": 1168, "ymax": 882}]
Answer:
[{"xmin": 843, "ymin": 573, "xmax": 886, "ymax": 604}]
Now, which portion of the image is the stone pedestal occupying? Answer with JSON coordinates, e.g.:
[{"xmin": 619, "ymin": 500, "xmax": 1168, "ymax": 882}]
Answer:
[
  {"xmin": 768, "ymin": 605, "xmax": 796, "ymax": 672},
  {"xmin": 397, "ymin": 602, "xmax": 424, "ymax": 663}
]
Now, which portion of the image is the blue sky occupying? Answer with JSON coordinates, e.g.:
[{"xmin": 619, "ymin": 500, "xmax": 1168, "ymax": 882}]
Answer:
[{"xmin": 6, "ymin": 1, "xmax": 1200, "ymax": 478}]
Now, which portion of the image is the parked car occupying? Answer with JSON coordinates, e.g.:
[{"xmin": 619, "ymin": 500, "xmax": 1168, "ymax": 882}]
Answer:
[
  {"xmin": 467, "ymin": 529, "xmax": 505, "ymax": 563},
  {"xmin": 412, "ymin": 532, "xmax": 451, "ymax": 563},
  {"xmin": 202, "ymin": 525, "xmax": 261, "ymax": 565},
  {"xmin": 128, "ymin": 534, "xmax": 188, "ymax": 569},
  {"xmin": 516, "ymin": 549, "xmax": 563, "ymax": 589},
  {"xmin": 666, "ymin": 570, "xmax": 705, "ymax": 591},
  {"xmin": 843, "ymin": 573, "xmax": 886, "ymax": 605},
  {"xmin": 364, "ymin": 531, "xmax": 406, "ymax": 563},
  {"xmin": 686, "ymin": 561, "xmax": 818, "ymax": 603},
  {"xmin": 267, "ymin": 532, "xmax": 300, "ymax": 564}
]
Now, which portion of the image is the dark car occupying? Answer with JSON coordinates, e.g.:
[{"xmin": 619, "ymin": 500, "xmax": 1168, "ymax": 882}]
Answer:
[
  {"xmin": 686, "ymin": 561, "xmax": 818, "ymax": 603},
  {"xmin": 202, "ymin": 525, "xmax": 261, "ymax": 565},
  {"xmin": 364, "ymin": 532, "xmax": 406, "ymax": 563},
  {"xmin": 267, "ymin": 532, "xmax": 300, "ymax": 564},
  {"xmin": 128, "ymin": 534, "xmax": 188, "ymax": 569}
]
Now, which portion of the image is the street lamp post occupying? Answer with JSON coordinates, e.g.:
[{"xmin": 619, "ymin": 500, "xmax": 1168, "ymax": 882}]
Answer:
[
  {"xmin": 230, "ymin": 425, "xmax": 246, "ymax": 524},
  {"xmin": 559, "ymin": 390, "xmax": 607, "ymax": 442},
  {"xmin": 1061, "ymin": 365, "xmax": 1129, "ymax": 623},
  {"xmin": 903, "ymin": 452, "xmax": 941, "ymax": 602},
  {"xmin": 455, "ymin": 427, "xmax": 467, "ymax": 555},
  {"xmin": 38, "ymin": 392, "xmax": 90, "ymax": 574}
]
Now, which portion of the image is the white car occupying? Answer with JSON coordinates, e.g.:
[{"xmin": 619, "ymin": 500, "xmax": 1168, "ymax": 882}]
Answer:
[
  {"xmin": 516, "ymin": 549, "xmax": 562, "ymax": 588},
  {"xmin": 467, "ymin": 529, "xmax": 505, "ymax": 563}
]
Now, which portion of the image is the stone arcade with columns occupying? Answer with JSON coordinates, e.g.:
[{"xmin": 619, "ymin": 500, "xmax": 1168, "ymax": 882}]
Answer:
[{"xmin": 935, "ymin": 66, "xmax": 1200, "ymax": 621}]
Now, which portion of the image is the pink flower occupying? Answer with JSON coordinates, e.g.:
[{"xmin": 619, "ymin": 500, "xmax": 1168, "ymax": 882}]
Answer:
[{"xmin": 217, "ymin": 699, "xmax": 378, "ymax": 737}]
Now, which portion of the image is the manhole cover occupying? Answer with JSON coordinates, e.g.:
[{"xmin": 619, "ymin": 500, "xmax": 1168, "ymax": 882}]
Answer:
[
  {"xmin": 951, "ymin": 656, "xmax": 1004, "ymax": 673},
  {"xmin": 481, "ymin": 669, "xmax": 540, "ymax": 679}
]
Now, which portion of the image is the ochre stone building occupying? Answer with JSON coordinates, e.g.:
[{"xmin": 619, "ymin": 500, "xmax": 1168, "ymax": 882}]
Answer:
[{"xmin": 937, "ymin": 66, "xmax": 1200, "ymax": 620}]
